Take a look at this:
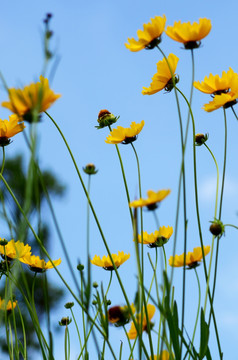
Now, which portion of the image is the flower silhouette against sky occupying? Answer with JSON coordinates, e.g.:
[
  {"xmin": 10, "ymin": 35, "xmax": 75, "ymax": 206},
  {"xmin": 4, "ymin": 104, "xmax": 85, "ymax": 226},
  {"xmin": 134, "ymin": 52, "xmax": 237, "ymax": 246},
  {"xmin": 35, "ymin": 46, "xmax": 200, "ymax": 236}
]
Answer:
[
  {"xmin": 125, "ymin": 15, "xmax": 166, "ymax": 51},
  {"xmin": 166, "ymin": 18, "xmax": 211, "ymax": 49},
  {"xmin": 142, "ymin": 54, "xmax": 179, "ymax": 95},
  {"xmin": 169, "ymin": 246, "xmax": 210, "ymax": 269},
  {"xmin": 90, "ymin": 251, "xmax": 130, "ymax": 270},
  {"xmin": 105, "ymin": 120, "xmax": 145, "ymax": 144},
  {"xmin": 0, "ymin": 115, "xmax": 25, "ymax": 147},
  {"xmin": 137, "ymin": 226, "xmax": 173, "ymax": 247},
  {"xmin": 130, "ymin": 189, "xmax": 171, "ymax": 210},
  {"xmin": 20, "ymin": 254, "xmax": 61, "ymax": 273}
]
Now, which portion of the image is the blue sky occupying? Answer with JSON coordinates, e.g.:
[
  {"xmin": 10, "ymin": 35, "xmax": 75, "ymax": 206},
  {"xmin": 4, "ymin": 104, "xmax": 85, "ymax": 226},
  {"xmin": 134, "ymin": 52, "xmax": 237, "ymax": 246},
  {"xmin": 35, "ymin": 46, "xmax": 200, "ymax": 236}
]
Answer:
[{"xmin": 1, "ymin": 1, "xmax": 238, "ymax": 359}]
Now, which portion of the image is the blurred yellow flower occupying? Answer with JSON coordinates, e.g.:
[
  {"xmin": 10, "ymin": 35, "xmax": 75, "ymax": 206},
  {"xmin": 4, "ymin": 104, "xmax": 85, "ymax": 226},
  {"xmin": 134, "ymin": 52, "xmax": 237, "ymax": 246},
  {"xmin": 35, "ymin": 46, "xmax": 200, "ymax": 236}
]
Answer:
[
  {"xmin": 194, "ymin": 68, "xmax": 237, "ymax": 95},
  {"xmin": 150, "ymin": 350, "xmax": 171, "ymax": 360},
  {"xmin": 20, "ymin": 254, "xmax": 61, "ymax": 273},
  {"xmin": 130, "ymin": 189, "xmax": 171, "ymax": 210},
  {"xmin": 105, "ymin": 120, "xmax": 145, "ymax": 144},
  {"xmin": 137, "ymin": 226, "xmax": 173, "ymax": 247},
  {"xmin": 0, "ymin": 115, "xmax": 25, "ymax": 147},
  {"xmin": 125, "ymin": 15, "xmax": 166, "ymax": 52},
  {"xmin": 0, "ymin": 297, "xmax": 17, "ymax": 312},
  {"xmin": 0, "ymin": 239, "xmax": 31, "ymax": 260},
  {"xmin": 108, "ymin": 304, "xmax": 135, "ymax": 326},
  {"xmin": 127, "ymin": 304, "xmax": 155, "ymax": 339},
  {"xmin": 142, "ymin": 54, "xmax": 179, "ymax": 95},
  {"xmin": 2, "ymin": 76, "xmax": 61, "ymax": 123},
  {"xmin": 90, "ymin": 251, "xmax": 130, "ymax": 270},
  {"xmin": 166, "ymin": 18, "xmax": 211, "ymax": 49},
  {"xmin": 169, "ymin": 245, "xmax": 210, "ymax": 269}
]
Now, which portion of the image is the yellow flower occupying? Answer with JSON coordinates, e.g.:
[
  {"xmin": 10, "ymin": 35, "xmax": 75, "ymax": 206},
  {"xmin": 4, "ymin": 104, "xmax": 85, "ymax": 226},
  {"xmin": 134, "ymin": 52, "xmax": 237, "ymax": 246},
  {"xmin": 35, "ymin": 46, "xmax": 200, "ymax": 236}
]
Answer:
[
  {"xmin": 203, "ymin": 92, "xmax": 238, "ymax": 112},
  {"xmin": 105, "ymin": 120, "xmax": 145, "ymax": 144},
  {"xmin": 90, "ymin": 251, "xmax": 130, "ymax": 270},
  {"xmin": 169, "ymin": 245, "xmax": 210, "ymax": 269},
  {"xmin": 0, "ymin": 115, "xmax": 25, "ymax": 147},
  {"xmin": 194, "ymin": 68, "xmax": 237, "ymax": 95},
  {"xmin": 166, "ymin": 18, "xmax": 211, "ymax": 49},
  {"xmin": 0, "ymin": 297, "xmax": 17, "ymax": 312},
  {"xmin": 142, "ymin": 54, "xmax": 179, "ymax": 95},
  {"xmin": 0, "ymin": 239, "xmax": 31, "ymax": 260},
  {"xmin": 20, "ymin": 254, "xmax": 61, "ymax": 273},
  {"xmin": 137, "ymin": 226, "xmax": 173, "ymax": 247},
  {"xmin": 150, "ymin": 350, "xmax": 171, "ymax": 360},
  {"xmin": 130, "ymin": 189, "xmax": 171, "ymax": 211},
  {"xmin": 108, "ymin": 304, "xmax": 135, "ymax": 326},
  {"xmin": 2, "ymin": 76, "xmax": 61, "ymax": 123},
  {"xmin": 127, "ymin": 304, "xmax": 155, "ymax": 339},
  {"xmin": 125, "ymin": 15, "xmax": 166, "ymax": 52}
]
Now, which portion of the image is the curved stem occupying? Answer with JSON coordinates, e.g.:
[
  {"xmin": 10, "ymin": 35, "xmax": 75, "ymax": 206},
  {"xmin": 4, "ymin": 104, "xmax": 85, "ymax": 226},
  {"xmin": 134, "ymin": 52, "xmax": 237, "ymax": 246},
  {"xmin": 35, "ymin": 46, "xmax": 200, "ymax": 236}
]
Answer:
[
  {"xmin": 231, "ymin": 106, "xmax": 238, "ymax": 120},
  {"xmin": 188, "ymin": 268, "xmax": 201, "ymax": 360}
]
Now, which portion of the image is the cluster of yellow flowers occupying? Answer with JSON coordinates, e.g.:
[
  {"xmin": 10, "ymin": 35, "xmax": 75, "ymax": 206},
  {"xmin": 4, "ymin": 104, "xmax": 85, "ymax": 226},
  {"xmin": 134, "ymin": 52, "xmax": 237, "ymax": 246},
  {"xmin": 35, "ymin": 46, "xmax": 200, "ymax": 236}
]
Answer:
[{"xmin": 0, "ymin": 239, "xmax": 61, "ymax": 273}]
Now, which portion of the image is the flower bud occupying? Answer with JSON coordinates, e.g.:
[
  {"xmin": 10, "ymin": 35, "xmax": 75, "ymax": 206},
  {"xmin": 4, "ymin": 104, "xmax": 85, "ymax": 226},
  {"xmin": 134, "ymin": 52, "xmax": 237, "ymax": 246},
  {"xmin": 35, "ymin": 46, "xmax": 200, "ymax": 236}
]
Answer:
[
  {"xmin": 93, "ymin": 282, "xmax": 98, "ymax": 288},
  {"xmin": 0, "ymin": 239, "xmax": 8, "ymax": 246},
  {"xmin": 83, "ymin": 163, "xmax": 98, "ymax": 175},
  {"xmin": 209, "ymin": 219, "xmax": 224, "ymax": 237},
  {"xmin": 95, "ymin": 109, "xmax": 119, "ymax": 129},
  {"xmin": 77, "ymin": 264, "xmax": 84, "ymax": 271},
  {"xmin": 195, "ymin": 133, "xmax": 208, "ymax": 146},
  {"xmin": 59, "ymin": 317, "xmax": 72, "ymax": 326},
  {"xmin": 64, "ymin": 302, "xmax": 74, "ymax": 309}
]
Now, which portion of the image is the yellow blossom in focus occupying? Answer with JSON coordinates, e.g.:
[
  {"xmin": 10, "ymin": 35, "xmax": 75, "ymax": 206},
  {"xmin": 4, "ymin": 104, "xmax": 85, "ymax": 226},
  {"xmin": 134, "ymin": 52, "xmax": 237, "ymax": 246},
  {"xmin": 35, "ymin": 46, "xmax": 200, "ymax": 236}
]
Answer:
[
  {"xmin": 0, "ymin": 115, "xmax": 25, "ymax": 147},
  {"xmin": 90, "ymin": 251, "xmax": 130, "ymax": 270},
  {"xmin": 0, "ymin": 297, "xmax": 17, "ymax": 311},
  {"xmin": 142, "ymin": 54, "xmax": 179, "ymax": 95},
  {"xmin": 203, "ymin": 92, "xmax": 238, "ymax": 112},
  {"xmin": 169, "ymin": 246, "xmax": 210, "ymax": 269},
  {"xmin": 130, "ymin": 189, "xmax": 171, "ymax": 210},
  {"xmin": 0, "ymin": 239, "xmax": 31, "ymax": 260},
  {"xmin": 194, "ymin": 68, "xmax": 237, "ymax": 95},
  {"xmin": 125, "ymin": 15, "xmax": 166, "ymax": 52},
  {"xmin": 20, "ymin": 254, "xmax": 61, "ymax": 273},
  {"xmin": 2, "ymin": 76, "xmax": 61, "ymax": 122},
  {"xmin": 137, "ymin": 226, "xmax": 173, "ymax": 247},
  {"xmin": 105, "ymin": 120, "xmax": 145, "ymax": 144},
  {"xmin": 166, "ymin": 18, "xmax": 211, "ymax": 49},
  {"xmin": 127, "ymin": 304, "xmax": 155, "ymax": 339}
]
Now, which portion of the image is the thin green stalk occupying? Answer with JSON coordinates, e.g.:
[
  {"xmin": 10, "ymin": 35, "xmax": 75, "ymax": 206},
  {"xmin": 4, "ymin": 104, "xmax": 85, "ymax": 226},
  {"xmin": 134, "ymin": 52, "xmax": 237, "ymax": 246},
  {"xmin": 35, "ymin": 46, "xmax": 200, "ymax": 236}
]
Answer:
[
  {"xmin": 1, "ymin": 146, "xmax": 5, "ymax": 175},
  {"xmin": 188, "ymin": 268, "xmax": 201, "ymax": 360},
  {"xmin": 45, "ymin": 111, "xmax": 149, "ymax": 358},
  {"xmin": 108, "ymin": 125, "xmax": 133, "ymax": 224},
  {"xmin": 8, "ymin": 317, "xmax": 14, "ymax": 360},
  {"xmin": 231, "ymin": 106, "xmax": 238, "ymax": 120},
  {"xmin": 16, "ymin": 302, "xmax": 27, "ymax": 360},
  {"xmin": 70, "ymin": 307, "xmax": 83, "ymax": 352},
  {"xmin": 203, "ymin": 143, "xmax": 219, "ymax": 313},
  {"xmin": 147, "ymin": 250, "xmax": 159, "ymax": 304},
  {"xmin": 224, "ymin": 224, "xmax": 238, "ymax": 230},
  {"xmin": 175, "ymin": 86, "xmax": 223, "ymax": 359},
  {"xmin": 156, "ymin": 48, "xmax": 188, "ymax": 355}
]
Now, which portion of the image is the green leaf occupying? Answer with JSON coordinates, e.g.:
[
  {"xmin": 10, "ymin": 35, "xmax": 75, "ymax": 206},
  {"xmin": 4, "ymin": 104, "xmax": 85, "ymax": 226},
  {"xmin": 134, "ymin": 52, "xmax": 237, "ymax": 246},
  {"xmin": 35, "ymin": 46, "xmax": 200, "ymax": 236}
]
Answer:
[{"xmin": 199, "ymin": 309, "xmax": 209, "ymax": 359}]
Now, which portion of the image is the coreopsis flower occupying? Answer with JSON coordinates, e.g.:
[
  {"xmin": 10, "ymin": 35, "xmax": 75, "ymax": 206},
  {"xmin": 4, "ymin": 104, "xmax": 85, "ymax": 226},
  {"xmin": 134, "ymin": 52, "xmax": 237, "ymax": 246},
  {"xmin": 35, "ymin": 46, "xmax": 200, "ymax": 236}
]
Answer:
[
  {"xmin": 0, "ymin": 297, "xmax": 17, "ymax": 312},
  {"xmin": 105, "ymin": 120, "xmax": 145, "ymax": 144},
  {"xmin": 169, "ymin": 245, "xmax": 210, "ymax": 269},
  {"xmin": 108, "ymin": 304, "xmax": 135, "ymax": 327},
  {"xmin": 137, "ymin": 226, "xmax": 173, "ymax": 247},
  {"xmin": 0, "ymin": 239, "xmax": 31, "ymax": 260},
  {"xmin": 195, "ymin": 133, "xmax": 208, "ymax": 146},
  {"xmin": 96, "ymin": 109, "xmax": 119, "ymax": 129},
  {"xmin": 130, "ymin": 189, "xmax": 171, "ymax": 211},
  {"xmin": 142, "ymin": 54, "xmax": 179, "ymax": 95},
  {"xmin": 203, "ymin": 92, "xmax": 238, "ymax": 112},
  {"xmin": 209, "ymin": 219, "xmax": 225, "ymax": 237},
  {"xmin": 150, "ymin": 351, "xmax": 171, "ymax": 360},
  {"xmin": 193, "ymin": 68, "xmax": 236, "ymax": 95},
  {"xmin": 127, "ymin": 304, "xmax": 155, "ymax": 339},
  {"xmin": 166, "ymin": 18, "xmax": 211, "ymax": 49},
  {"xmin": 83, "ymin": 163, "xmax": 98, "ymax": 175},
  {"xmin": 20, "ymin": 254, "xmax": 61, "ymax": 273},
  {"xmin": 0, "ymin": 115, "xmax": 25, "ymax": 147},
  {"xmin": 90, "ymin": 251, "xmax": 130, "ymax": 270},
  {"xmin": 2, "ymin": 76, "xmax": 61, "ymax": 123},
  {"xmin": 125, "ymin": 15, "xmax": 166, "ymax": 52}
]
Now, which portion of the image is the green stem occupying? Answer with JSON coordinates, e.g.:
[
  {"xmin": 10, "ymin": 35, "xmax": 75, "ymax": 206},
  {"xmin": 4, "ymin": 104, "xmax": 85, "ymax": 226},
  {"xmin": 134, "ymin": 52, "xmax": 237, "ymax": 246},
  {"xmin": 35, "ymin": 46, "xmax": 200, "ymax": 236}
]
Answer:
[
  {"xmin": 175, "ymin": 86, "xmax": 223, "ymax": 359},
  {"xmin": 203, "ymin": 143, "xmax": 219, "ymax": 313},
  {"xmin": 188, "ymin": 268, "xmax": 201, "ymax": 360},
  {"xmin": 224, "ymin": 224, "xmax": 238, "ymax": 230},
  {"xmin": 70, "ymin": 308, "xmax": 83, "ymax": 352},
  {"xmin": 231, "ymin": 106, "xmax": 238, "ymax": 120}
]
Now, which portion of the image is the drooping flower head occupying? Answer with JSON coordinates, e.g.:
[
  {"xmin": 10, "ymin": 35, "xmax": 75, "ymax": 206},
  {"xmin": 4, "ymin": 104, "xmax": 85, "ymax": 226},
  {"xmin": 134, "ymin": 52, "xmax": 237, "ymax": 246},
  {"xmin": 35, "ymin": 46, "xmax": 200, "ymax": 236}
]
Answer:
[
  {"xmin": 127, "ymin": 304, "xmax": 155, "ymax": 339},
  {"xmin": 166, "ymin": 18, "xmax": 211, "ymax": 49},
  {"xmin": 108, "ymin": 304, "xmax": 135, "ymax": 327},
  {"xmin": 105, "ymin": 120, "xmax": 145, "ymax": 144},
  {"xmin": 169, "ymin": 245, "xmax": 210, "ymax": 269},
  {"xmin": 142, "ymin": 54, "xmax": 179, "ymax": 95},
  {"xmin": 125, "ymin": 15, "xmax": 166, "ymax": 52},
  {"xmin": 20, "ymin": 254, "xmax": 61, "ymax": 273},
  {"xmin": 137, "ymin": 226, "xmax": 173, "ymax": 248},
  {"xmin": 0, "ymin": 115, "xmax": 25, "ymax": 147},
  {"xmin": 0, "ymin": 297, "xmax": 17, "ymax": 312},
  {"xmin": 96, "ymin": 109, "xmax": 119, "ymax": 129},
  {"xmin": 130, "ymin": 189, "xmax": 171, "ymax": 211},
  {"xmin": 90, "ymin": 251, "xmax": 130, "ymax": 270},
  {"xmin": 0, "ymin": 239, "xmax": 31, "ymax": 260},
  {"xmin": 2, "ymin": 76, "xmax": 61, "ymax": 123}
]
